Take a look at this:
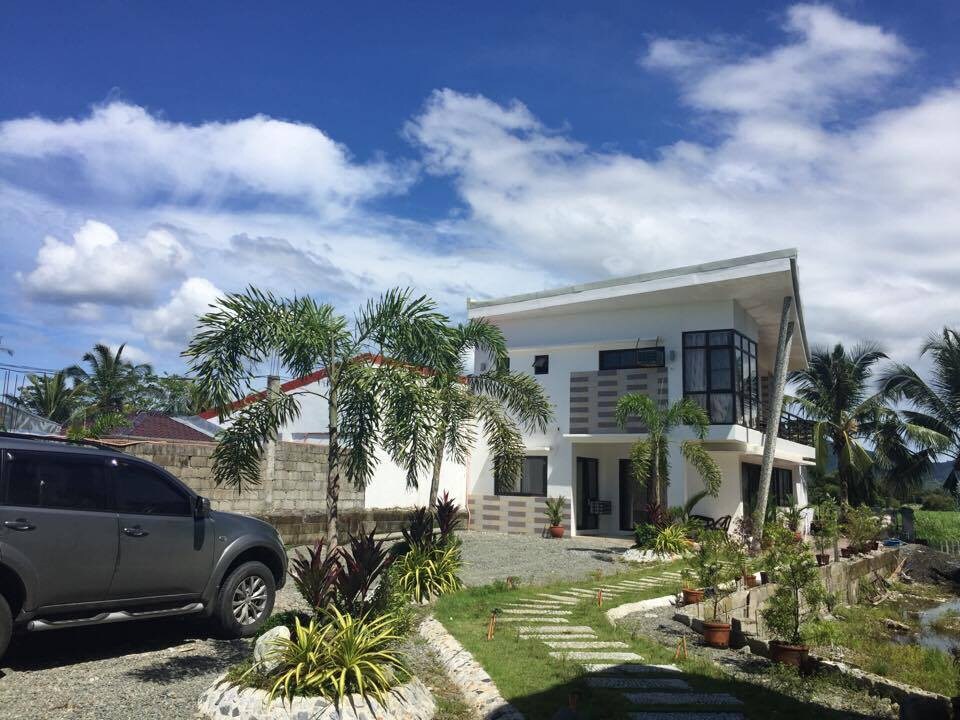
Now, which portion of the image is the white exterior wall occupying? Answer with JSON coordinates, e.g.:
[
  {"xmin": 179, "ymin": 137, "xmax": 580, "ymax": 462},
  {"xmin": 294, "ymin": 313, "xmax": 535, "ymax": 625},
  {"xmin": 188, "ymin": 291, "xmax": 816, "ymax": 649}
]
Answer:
[{"xmin": 209, "ymin": 375, "xmax": 469, "ymax": 510}]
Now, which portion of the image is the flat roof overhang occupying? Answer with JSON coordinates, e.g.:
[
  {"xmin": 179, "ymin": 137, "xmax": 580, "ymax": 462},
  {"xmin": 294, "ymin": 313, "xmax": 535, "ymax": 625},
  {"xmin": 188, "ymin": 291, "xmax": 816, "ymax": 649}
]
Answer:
[{"xmin": 468, "ymin": 249, "xmax": 809, "ymax": 371}]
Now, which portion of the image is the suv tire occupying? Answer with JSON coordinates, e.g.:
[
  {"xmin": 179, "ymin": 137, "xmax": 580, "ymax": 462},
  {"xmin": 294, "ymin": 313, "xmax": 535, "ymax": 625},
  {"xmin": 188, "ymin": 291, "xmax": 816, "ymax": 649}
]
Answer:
[
  {"xmin": 0, "ymin": 593, "xmax": 11, "ymax": 662},
  {"xmin": 214, "ymin": 561, "xmax": 276, "ymax": 638}
]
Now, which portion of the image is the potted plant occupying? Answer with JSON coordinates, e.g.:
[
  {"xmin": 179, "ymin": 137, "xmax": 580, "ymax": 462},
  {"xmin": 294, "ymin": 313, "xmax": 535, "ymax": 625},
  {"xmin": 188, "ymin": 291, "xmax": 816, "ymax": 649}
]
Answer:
[
  {"xmin": 844, "ymin": 504, "xmax": 880, "ymax": 554},
  {"xmin": 680, "ymin": 568, "xmax": 703, "ymax": 605},
  {"xmin": 781, "ymin": 505, "xmax": 805, "ymax": 541},
  {"xmin": 730, "ymin": 540, "xmax": 758, "ymax": 588},
  {"xmin": 691, "ymin": 531, "xmax": 736, "ymax": 648},
  {"xmin": 812, "ymin": 499, "xmax": 839, "ymax": 566},
  {"xmin": 758, "ymin": 522, "xmax": 795, "ymax": 584},
  {"xmin": 544, "ymin": 496, "xmax": 566, "ymax": 538},
  {"xmin": 761, "ymin": 536, "xmax": 826, "ymax": 667}
]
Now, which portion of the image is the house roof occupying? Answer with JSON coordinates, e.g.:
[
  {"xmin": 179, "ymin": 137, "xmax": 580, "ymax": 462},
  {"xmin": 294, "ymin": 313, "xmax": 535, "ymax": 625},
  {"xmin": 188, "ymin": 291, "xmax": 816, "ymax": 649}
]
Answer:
[
  {"xmin": 467, "ymin": 248, "xmax": 809, "ymax": 371},
  {"xmin": 107, "ymin": 411, "xmax": 216, "ymax": 442}
]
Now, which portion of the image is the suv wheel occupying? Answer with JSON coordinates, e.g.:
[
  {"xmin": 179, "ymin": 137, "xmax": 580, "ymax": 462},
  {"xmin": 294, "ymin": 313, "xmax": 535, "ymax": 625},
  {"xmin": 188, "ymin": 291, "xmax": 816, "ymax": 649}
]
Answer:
[
  {"xmin": 0, "ymin": 594, "xmax": 11, "ymax": 662},
  {"xmin": 214, "ymin": 561, "xmax": 276, "ymax": 638}
]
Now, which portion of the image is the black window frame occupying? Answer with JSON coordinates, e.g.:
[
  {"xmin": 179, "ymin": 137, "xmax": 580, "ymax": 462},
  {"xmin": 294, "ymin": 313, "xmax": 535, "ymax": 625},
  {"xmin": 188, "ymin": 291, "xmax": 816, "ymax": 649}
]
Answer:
[
  {"xmin": 1, "ymin": 449, "xmax": 116, "ymax": 513},
  {"xmin": 598, "ymin": 346, "xmax": 665, "ymax": 371},
  {"xmin": 533, "ymin": 354, "xmax": 549, "ymax": 375},
  {"xmin": 495, "ymin": 455, "xmax": 548, "ymax": 497},
  {"xmin": 112, "ymin": 459, "xmax": 194, "ymax": 517},
  {"xmin": 683, "ymin": 329, "xmax": 759, "ymax": 426},
  {"xmin": 741, "ymin": 463, "xmax": 794, "ymax": 508}
]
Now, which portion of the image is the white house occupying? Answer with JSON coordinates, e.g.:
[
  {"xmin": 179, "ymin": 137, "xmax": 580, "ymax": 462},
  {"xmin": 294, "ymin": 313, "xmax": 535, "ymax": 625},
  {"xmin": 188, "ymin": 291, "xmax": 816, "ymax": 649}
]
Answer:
[{"xmin": 462, "ymin": 249, "xmax": 815, "ymax": 537}]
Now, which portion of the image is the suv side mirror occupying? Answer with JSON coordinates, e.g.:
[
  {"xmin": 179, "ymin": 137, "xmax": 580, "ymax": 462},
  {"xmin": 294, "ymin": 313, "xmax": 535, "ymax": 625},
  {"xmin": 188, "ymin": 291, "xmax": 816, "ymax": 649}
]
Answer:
[{"xmin": 195, "ymin": 496, "xmax": 211, "ymax": 519}]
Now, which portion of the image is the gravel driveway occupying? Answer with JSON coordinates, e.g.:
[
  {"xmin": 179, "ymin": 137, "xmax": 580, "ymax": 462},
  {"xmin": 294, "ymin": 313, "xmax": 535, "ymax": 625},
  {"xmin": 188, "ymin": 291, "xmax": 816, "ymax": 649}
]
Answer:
[{"xmin": 0, "ymin": 531, "xmax": 629, "ymax": 719}]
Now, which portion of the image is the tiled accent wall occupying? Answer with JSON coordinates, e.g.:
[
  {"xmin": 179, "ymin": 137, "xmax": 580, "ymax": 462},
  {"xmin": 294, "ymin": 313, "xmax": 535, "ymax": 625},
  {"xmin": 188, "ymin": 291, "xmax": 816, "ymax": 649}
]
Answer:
[
  {"xmin": 569, "ymin": 367, "xmax": 669, "ymax": 434},
  {"xmin": 467, "ymin": 494, "xmax": 572, "ymax": 535}
]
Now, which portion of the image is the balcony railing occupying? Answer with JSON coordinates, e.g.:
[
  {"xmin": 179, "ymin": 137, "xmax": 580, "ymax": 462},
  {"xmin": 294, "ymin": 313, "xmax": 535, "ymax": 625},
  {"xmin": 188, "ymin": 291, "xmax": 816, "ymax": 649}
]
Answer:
[{"xmin": 759, "ymin": 409, "xmax": 816, "ymax": 446}]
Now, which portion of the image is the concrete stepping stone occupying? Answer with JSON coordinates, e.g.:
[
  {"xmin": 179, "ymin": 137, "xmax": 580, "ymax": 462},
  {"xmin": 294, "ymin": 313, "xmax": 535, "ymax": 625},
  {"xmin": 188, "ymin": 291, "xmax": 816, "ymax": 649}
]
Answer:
[
  {"xmin": 583, "ymin": 663, "xmax": 681, "ymax": 674},
  {"xmin": 624, "ymin": 693, "xmax": 743, "ymax": 706},
  {"xmin": 586, "ymin": 677, "xmax": 691, "ymax": 690},
  {"xmin": 542, "ymin": 640, "xmax": 628, "ymax": 649},
  {"xmin": 517, "ymin": 625, "xmax": 593, "ymax": 633},
  {"xmin": 549, "ymin": 651, "xmax": 644, "ymax": 661},
  {"xmin": 521, "ymin": 633, "xmax": 598, "ymax": 640},
  {"xmin": 505, "ymin": 602, "xmax": 570, "ymax": 609},
  {"xmin": 533, "ymin": 594, "xmax": 580, "ymax": 604},
  {"xmin": 499, "ymin": 617, "xmax": 568, "ymax": 623},
  {"xmin": 501, "ymin": 608, "xmax": 571, "ymax": 615},
  {"xmin": 628, "ymin": 714, "xmax": 744, "ymax": 720}
]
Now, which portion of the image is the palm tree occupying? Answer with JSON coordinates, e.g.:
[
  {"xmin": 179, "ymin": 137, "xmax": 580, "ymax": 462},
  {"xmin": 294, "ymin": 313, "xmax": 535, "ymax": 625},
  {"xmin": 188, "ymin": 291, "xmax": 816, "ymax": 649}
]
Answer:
[
  {"xmin": 789, "ymin": 343, "xmax": 944, "ymax": 505},
  {"xmin": 184, "ymin": 287, "xmax": 453, "ymax": 548},
  {"xmin": 8, "ymin": 371, "xmax": 82, "ymax": 424},
  {"xmin": 68, "ymin": 343, "xmax": 152, "ymax": 415},
  {"xmin": 614, "ymin": 394, "xmax": 721, "ymax": 512},
  {"xmin": 421, "ymin": 319, "xmax": 553, "ymax": 505},
  {"xmin": 881, "ymin": 328, "xmax": 960, "ymax": 496}
]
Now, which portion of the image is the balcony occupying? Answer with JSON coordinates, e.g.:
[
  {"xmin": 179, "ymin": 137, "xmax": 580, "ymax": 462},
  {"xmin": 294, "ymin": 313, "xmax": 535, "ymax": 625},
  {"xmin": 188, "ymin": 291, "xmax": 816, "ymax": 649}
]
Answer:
[
  {"xmin": 569, "ymin": 367, "xmax": 668, "ymax": 434},
  {"xmin": 760, "ymin": 409, "xmax": 816, "ymax": 446}
]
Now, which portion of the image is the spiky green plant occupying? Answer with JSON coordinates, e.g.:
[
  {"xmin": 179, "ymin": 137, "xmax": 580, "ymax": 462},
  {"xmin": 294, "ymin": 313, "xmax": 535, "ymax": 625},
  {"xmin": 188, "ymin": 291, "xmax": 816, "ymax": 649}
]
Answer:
[{"xmin": 394, "ymin": 542, "xmax": 464, "ymax": 602}]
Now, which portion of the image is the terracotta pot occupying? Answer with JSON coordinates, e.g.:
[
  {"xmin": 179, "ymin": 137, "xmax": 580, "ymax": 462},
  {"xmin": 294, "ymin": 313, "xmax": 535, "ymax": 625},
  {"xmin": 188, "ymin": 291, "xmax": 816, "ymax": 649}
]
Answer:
[
  {"xmin": 702, "ymin": 621, "xmax": 732, "ymax": 649},
  {"xmin": 743, "ymin": 575, "xmax": 759, "ymax": 588},
  {"xmin": 816, "ymin": 553, "xmax": 831, "ymax": 566},
  {"xmin": 793, "ymin": 531, "xmax": 803, "ymax": 541},
  {"xmin": 682, "ymin": 588, "xmax": 704, "ymax": 605},
  {"xmin": 548, "ymin": 525, "xmax": 565, "ymax": 538},
  {"xmin": 840, "ymin": 546, "xmax": 853, "ymax": 559},
  {"xmin": 769, "ymin": 641, "xmax": 809, "ymax": 668}
]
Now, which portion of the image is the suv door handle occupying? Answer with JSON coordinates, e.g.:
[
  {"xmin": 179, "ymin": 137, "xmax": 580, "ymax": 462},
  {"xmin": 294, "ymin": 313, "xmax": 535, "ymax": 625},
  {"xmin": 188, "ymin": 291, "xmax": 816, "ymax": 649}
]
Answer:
[
  {"xmin": 4, "ymin": 519, "xmax": 36, "ymax": 531},
  {"xmin": 122, "ymin": 526, "xmax": 149, "ymax": 538}
]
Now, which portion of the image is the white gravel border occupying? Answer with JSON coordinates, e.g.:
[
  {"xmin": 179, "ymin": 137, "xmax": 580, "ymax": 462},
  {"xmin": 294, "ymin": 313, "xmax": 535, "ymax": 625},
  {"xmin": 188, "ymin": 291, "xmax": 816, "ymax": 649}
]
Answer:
[{"xmin": 418, "ymin": 616, "xmax": 524, "ymax": 720}]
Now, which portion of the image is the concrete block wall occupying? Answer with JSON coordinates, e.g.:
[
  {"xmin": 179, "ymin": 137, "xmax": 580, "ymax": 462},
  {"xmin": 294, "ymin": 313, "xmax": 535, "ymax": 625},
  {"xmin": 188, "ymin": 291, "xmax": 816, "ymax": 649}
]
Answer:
[
  {"xmin": 569, "ymin": 367, "xmax": 669, "ymax": 434},
  {"xmin": 467, "ymin": 493, "xmax": 572, "ymax": 535}
]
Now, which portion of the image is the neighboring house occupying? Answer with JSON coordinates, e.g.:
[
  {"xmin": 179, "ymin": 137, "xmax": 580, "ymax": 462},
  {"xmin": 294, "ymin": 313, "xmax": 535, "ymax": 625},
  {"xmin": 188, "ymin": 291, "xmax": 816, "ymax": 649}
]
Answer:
[
  {"xmin": 0, "ymin": 400, "xmax": 61, "ymax": 435},
  {"xmin": 464, "ymin": 249, "xmax": 816, "ymax": 537},
  {"xmin": 197, "ymin": 363, "xmax": 470, "ymax": 509},
  {"xmin": 106, "ymin": 411, "xmax": 218, "ymax": 443}
]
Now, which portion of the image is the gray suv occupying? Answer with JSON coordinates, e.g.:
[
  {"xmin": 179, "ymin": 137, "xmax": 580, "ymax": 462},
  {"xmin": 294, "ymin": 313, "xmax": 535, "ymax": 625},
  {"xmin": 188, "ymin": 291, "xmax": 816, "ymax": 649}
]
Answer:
[{"xmin": 0, "ymin": 434, "xmax": 287, "ymax": 661}]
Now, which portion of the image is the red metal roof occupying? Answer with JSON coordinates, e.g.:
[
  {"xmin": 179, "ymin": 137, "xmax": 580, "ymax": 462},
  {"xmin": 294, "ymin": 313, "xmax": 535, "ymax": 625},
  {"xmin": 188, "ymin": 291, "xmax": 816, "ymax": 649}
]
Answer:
[{"xmin": 108, "ymin": 412, "xmax": 215, "ymax": 442}]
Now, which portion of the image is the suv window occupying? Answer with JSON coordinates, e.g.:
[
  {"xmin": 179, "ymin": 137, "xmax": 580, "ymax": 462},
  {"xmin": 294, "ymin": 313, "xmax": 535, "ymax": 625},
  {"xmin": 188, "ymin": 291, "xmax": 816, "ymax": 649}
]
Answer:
[
  {"xmin": 3, "ymin": 451, "xmax": 112, "ymax": 512},
  {"xmin": 114, "ymin": 461, "xmax": 191, "ymax": 516}
]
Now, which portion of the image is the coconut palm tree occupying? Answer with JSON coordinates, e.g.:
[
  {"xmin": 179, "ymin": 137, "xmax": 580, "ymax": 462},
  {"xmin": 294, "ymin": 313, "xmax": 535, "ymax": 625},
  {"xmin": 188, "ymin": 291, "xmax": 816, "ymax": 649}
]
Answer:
[
  {"xmin": 881, "ymin": 328, "xmax": 960, "ymax": 496},
  {"xmin": 8, "ymin": 371, "xmax": 83, "ymax": 424},
  {"xmin": 68, "ymin": 343, "xmax": 152, "ymax": 415},
  {"xmin": 614, "ymin": 394, "xmax": 721, "ymax": 511},
  {"xmin": 184, "ymin": 287, "xmax": 453, "ymax": 548},
  {"xmin": 420, "ymin": 319, "xmax": 553, "ymax": 505},
  {"xmin": 789, "ymin": 343, "xmax": 945, "ymax": 505}
]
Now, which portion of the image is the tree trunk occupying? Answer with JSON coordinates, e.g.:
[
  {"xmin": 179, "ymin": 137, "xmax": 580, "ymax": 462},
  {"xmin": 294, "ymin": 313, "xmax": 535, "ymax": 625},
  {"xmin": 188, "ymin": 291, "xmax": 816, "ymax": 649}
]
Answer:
[
  {"xmin": 650, "ymin": 437, "xmax": 662, "ymax": 507},
  {"xmin": 752, "ymin": 296, "xmax": 795, "ymax": 550},
  {"xmin": 836, "ymin": 439, "xmax": 850, "ymax": 506},
  {"xmin": 326, "ymin": 378, "xmax": 340, "ymax": 550},
  {"xmin": 427, "ymin": 415, "xmax": 448, "ymax": 508}
]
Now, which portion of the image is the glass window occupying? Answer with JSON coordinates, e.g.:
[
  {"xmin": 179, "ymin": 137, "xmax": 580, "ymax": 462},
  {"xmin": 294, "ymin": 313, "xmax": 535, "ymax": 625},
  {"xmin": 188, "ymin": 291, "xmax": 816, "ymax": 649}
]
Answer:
[
  {"xmin": 684, "ymin": 332, "xmax": 706, "ymax": 347},
  {"xmin": 683, "ymin": 349, "xmax": 707, "ymax": 392},
  {"xmin": 599, "ymin": 347, "xmax": 665, "ymax": 371},
  {"xmin": 533, "ymin": 355, "xmax": 549, "ymax": 375},
  {"xmin": 496, "ymin": 456, "xmax": 547, "ymax": 496},
  {"xmin": 684, "ymin": 329, "xmax": 758, "ymax": 426},
  {"xmin": 709, "ymin": 348, "xmax": 732, "ymax": 390},
  {"xmin": 115, "ymin": 462, "xmax": 191, "ymax": 516},
  {"xmin": 4, "ymin": 452, "xmax": 112, "ymax": 512},
  {"xmin": 741, "ymin": 463, "xmax": 793, "ymax": 508}
]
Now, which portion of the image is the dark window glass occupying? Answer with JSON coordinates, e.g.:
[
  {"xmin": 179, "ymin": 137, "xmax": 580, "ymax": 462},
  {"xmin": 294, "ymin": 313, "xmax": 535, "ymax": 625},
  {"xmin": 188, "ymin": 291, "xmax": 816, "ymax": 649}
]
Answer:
[
  {"xmin": 496, "ymin": 456, "xmax": 547, "ymax": 496},
  {"xmin": 709, "ymin": 348, "xmax": 732, "ymax": 390},
  {"xmin": 115, "ymin": 462, "xmax": 191, "ymax": 516},
  {"xmin": 741, "ymin": 463, "xmax": 793, "ymax": 508},
  {"xmin": 709, "ymin": 331, "xmax": 731, "ymax": 346},
  {"xmin": 4, "ymin": 453, "xmax": 112, "ymax": 512},
  {"xmin": 683, "ymin": 349, "xmax": 707, "ymax": 392},
  {"xmin": 684, "ymin": 329, "xmax": 758, "ymax": 425},
  {"xmin": 684, "ymin": 332, "xmax": 706, "ymax": 348},
  {"xmin": 599, "ymin": 347, "xmax": 664, "ymax": 371},
  {"xmin": 533, "ymin": 355, "xmax": 549, "ymax": 375}
]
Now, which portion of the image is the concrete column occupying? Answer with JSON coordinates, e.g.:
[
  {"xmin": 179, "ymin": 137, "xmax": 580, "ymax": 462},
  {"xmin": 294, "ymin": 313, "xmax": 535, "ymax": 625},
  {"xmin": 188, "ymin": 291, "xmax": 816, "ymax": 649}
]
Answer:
[
  {"xmin": 261, "ymin": 375, "xmax": 281, "ymax": 509},
  {"xmin": 752, "ymin": 297, "xmax": 795, "ymax": 544}
]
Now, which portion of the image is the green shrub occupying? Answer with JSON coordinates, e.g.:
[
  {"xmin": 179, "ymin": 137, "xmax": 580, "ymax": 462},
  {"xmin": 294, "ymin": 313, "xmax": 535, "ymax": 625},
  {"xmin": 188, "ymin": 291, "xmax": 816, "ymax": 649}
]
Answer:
[
  {"xmin": 394, "ymin": 541, "xmax": 464, "ymax": 602},
  {"xmin": 262, "ymin": 610, "xmax": 409, "ymax": 703},
  {"xmin": 761, "ymin": 538, "xmax": 826, "ymax": 645},
  {"xmin": 914, "ymin": 510, "xmax": 960, "ymax": 542},
  {"xmin": 652, "ymin": 523, "xmax": 690, "ymax": 555},
  {"xmin": 843, "ymin": 504, "xmax": 881, "ymax": 551},
  {"xmin": 633, "ymin": 522, "xmax": 657, "ymax": 549},
  {"xmin": 921, "ymin": 491, "xmax": 956, "ymax": 511},
  {"xmin": 544, "ymin": 496, "xmax": 566, "ymax": 526},
  {"xmin": 812, "ymin": 499, "xmax": 840, "ymax": 556}
]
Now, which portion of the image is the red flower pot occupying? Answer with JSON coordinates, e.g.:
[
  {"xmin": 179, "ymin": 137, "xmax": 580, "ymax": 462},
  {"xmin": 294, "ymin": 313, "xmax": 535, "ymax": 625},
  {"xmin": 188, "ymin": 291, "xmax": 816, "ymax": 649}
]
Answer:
[
  {"xmin": 682, "ymin": 588, "xmax": 704, "ymax": 605},
  {"xmin": 548, "ymin": 525, "xmax": 565, "ymax": 538},
  {"xmin": 743, "ymin": 575, "xmax": 759, "ymax": 588},
  {"xmin": 703, "ymin": 621, "xmax": 732, "ymax": 649},
  {"xmin": 769, "ymin": 641, "xmax": 809, "ymax": 668}
]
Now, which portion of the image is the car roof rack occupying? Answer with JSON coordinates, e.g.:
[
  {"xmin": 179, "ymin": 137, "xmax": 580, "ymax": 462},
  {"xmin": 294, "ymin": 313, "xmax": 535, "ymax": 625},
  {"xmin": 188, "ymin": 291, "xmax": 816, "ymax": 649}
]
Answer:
[{"xmin": 0, "ymin": 430, "xmax": 124, "ymax": 454}]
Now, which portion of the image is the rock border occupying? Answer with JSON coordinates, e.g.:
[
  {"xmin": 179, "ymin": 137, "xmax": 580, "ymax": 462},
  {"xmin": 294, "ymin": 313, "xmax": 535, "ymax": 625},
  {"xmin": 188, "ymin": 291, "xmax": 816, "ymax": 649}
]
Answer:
[
  {"xmin": 605, "ymin": 594, "xmax": 677, "ymax": 624},
  {"xmin": 197, "ymin": 676, "xmax": 436, "ymax": 720},
  {"xmin": 419, "ymin": 616, "xmax": 524, "ymax": 720}
]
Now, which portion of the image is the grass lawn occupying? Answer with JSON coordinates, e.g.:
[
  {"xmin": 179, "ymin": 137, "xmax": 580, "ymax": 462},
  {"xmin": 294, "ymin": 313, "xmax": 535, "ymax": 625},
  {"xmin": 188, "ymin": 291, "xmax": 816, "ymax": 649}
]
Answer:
[
  {"xmin": 434, "ymin": 562, "xmax": 885, "ymax": 719},
  {"xmin": 915, "ymin": 510, "xmax": 960, "ymax": 544}
]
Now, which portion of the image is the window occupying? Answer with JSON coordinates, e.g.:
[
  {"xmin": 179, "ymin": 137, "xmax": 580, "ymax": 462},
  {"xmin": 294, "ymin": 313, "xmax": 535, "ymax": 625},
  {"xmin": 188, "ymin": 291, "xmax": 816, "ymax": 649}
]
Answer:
[
  {"xmin": 115, "ymin": 462, "xmax": 191, "ymax": 516},
  {"xmin": 496, "ymin": 456, "xmax": 547, "ymax": 496},
  {"xmin": 3, "ymin": 452, "xmax": 112, "ymax": 512},
  {"xmin": 599, "ymin": 347, "xmax": 665, "ymax": 371},
  {"xmin": 741, "ymin": 463, "xmax": 793, "ymax": 509},
  {"xmin": 533, "ymin": 355, "xmax": 549, "ymax": 375},
  {"xmin": 683, "ymin": 330, "xmax": 758, "ymax": 425}
]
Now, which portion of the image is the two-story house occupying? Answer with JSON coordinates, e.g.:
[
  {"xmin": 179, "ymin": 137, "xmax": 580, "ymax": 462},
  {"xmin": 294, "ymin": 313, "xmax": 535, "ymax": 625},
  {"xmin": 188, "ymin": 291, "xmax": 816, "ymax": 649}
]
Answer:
[{"xmin": 463, "ymin": 249, "xmax": 815, "ymax": 537}]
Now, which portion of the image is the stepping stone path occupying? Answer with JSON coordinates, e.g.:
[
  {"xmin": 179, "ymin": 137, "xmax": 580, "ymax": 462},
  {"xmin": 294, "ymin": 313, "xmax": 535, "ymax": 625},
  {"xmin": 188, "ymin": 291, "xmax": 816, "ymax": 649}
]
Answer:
[{"xmin": 515, "ymin": 574, "xmax": 744, "ymax": 719}]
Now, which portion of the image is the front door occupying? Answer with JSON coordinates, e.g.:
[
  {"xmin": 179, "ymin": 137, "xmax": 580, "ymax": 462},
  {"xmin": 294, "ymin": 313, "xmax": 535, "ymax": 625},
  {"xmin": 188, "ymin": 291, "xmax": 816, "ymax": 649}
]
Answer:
[
  {"xmin": 619, "ymin": 459, "xmax": 634, "ymax": 531},
  {"xmin": 1, "ymin": 449, "xmax": 118, "ymax": 610},
  {"xmin": 109, "ymin": 459, "xmax": 214, "ymax": 601},
  {"xmin": 576, "ymin": 457, "xmax": 599, "ymax": 531}
]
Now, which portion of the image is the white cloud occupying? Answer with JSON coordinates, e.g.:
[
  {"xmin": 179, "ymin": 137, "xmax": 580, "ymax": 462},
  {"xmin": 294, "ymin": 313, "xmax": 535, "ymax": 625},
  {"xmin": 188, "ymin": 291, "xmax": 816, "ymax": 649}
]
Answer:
[
  {"xmin": 0, "ymin": 102, "xmax": 413, "ymax": 217},
  {"xmin": 134, "ymin": 277, "xmax": 223, "ymax": 350},
  {"xmin": 17, "ymin": 220, "xmax": 190, "ymax": 306}
]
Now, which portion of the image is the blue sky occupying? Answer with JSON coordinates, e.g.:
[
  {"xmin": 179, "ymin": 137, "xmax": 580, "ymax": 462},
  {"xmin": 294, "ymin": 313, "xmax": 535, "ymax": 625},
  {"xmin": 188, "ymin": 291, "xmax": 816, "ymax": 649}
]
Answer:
[{"xmin": 2, "ymin": 1, "xmax": 959, "ymax": 376}]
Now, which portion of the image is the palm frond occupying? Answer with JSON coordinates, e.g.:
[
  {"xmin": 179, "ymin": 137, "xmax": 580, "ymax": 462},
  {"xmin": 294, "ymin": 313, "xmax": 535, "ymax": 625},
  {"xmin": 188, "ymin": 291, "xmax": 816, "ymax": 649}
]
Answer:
[{"xmin": 680, "ymin": 440, "xmax": 722, "ymax": 496}]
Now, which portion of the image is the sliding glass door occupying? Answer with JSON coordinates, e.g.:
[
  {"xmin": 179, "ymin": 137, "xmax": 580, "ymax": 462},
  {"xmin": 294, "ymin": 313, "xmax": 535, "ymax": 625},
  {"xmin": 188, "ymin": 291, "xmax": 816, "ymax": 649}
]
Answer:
[{"xmin": 576, "ymin": 457, "xmax": 599, "ymax": 531}]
